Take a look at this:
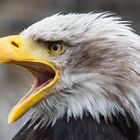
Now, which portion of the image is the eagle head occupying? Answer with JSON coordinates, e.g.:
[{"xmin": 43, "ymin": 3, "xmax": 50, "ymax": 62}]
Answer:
[{"xmin": 0, "ymin": 13, "xmax": 139, "ymax": 138}]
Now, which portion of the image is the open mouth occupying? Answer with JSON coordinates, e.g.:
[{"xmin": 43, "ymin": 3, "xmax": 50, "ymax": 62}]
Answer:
[
  {"xmin": 14, "ymin": 61, "xmax": 56, "ymax": 98},
  {"xmin": 7, "ymin": 60, "xmax": 59, "ymax": 124}
]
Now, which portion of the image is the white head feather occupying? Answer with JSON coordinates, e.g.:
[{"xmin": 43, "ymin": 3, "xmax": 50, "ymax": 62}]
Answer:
[{"xmin": 21, "ymin": 13, "xmax": 140, "ymax": 127}]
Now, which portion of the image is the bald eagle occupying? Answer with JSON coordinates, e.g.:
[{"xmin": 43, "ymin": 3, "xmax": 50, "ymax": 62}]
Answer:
[{"xmin": 0, "ymin": 13, "xmax": 139, "ymax": 140}]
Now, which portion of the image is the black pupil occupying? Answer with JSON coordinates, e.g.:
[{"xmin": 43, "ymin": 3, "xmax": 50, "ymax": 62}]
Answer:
[{"xmin": 52, "ymin": 44, "xmax": 59, "ymax": 51}]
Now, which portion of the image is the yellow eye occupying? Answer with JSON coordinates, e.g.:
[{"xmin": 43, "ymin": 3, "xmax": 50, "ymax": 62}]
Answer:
[{"xmin": 48, "ymin": 42, "xmax": 65, "ymax": 56}]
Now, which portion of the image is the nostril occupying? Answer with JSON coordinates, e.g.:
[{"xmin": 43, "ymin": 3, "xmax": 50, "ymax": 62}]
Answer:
[{"xmin": 11, "ymin": 41, "xmax": 20, "ymax": 48}]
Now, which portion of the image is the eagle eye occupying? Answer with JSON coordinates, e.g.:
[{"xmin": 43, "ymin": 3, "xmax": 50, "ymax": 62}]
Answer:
[{"xmin": 47, "ymin": 42, "xmax": 65, "ymax": 56}]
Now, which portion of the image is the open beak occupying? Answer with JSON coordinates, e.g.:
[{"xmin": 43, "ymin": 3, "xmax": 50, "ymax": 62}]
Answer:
[{"xmin": 0, "ymin": 35, "xmax": 60, "ymax": 124}]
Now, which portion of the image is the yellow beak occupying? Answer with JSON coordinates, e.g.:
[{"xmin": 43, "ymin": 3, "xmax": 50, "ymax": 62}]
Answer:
[{"xmin": 0, "ymin": 35, "xmax": 59, "ymax": 124}]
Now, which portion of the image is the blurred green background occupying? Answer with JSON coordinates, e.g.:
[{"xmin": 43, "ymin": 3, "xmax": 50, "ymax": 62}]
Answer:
[{"xmin": 0, "ymin": 0, "xmax": 140, "ymax": 139}]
